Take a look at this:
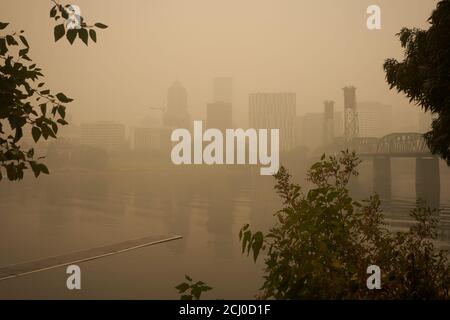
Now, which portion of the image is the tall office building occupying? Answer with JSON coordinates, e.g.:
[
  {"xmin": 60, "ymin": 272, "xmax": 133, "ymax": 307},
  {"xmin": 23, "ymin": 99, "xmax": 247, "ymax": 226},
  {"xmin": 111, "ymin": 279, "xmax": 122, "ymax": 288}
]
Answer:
[
  {"xmin": 297, "ymin": 110, "xmax": 343, "ymax": 152},
  {"xmin": 323, "ymin": 100, "xmax": 335, "ymax": 146},
  {"xmin": 163, "ymin": 81, "xmax": 191, "ymax": 128},
  {"xmin": 249, "ymin": 93, "xmax": 296, "ymax": 151},
  {"xmin": 358, "ymin": 101, "xmax": 393, "ymax": 137},
  {"xmin": 206, "ymin": 102, "xmax": 232, "ymax": 131},
  {"xmin": 81, "ymin": 121, "xmax": 126, "ymax": 152},
  {"xmin": 134, "ymin": 127, "xmax": 172, "ymax": 153},
  {"xmin": 343, "ymin": 86, "xmax": 359, "ymax": 140},
  {"xmin": 213, "ymin": 77, "xmax": 233, "ymax": 104},
  {"xmin": 298, "ymin": 113, "xmax": 324, "ymax": 152}
]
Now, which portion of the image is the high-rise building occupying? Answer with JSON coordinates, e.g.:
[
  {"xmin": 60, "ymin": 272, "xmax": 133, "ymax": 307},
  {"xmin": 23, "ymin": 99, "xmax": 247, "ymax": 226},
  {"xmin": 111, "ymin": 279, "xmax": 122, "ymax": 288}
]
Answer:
[
  {"xmin": 298, "ymin": 113, "xmax": 324, "ymax": 152},
  {"xmin": 323, "ymin": 100, "xmax": 335, "ymax": 146},
  {"xmin": 343, "ymin": 86, "xmax": 359, "ymax": 140},
  {"xmin": 81, "ymin": 121, "xmax": 126, "ymax": 152},
  {"xmin": 213, "ymin": 77, "xmax": 233, "ymax": 104},
  {"xmin": 134, "ymin": 127, "xmax": 172, "ymax": 153},
  {"xmin": 249, "ymin": 93, "xmax": 296, "ymax": 151},
  {"xmin": 206, "ymin": 102, "xmax": 232, "ymax": 131},
  {"xmin": 163, "ymin": 81, "xmax": 191, "ymax": 128},
  {"xmin": 296, "ymin": 110, "xmax": 343, "ymax": 152},
  {"xmin": 358, "ymin": 101, "xmax": 393, "ymax": 137}
]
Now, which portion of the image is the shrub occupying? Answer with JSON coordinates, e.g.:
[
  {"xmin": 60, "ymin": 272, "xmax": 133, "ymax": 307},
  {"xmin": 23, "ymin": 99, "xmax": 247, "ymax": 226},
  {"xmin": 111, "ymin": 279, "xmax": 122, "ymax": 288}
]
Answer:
[{"xmin": 240, "ymin": 151, "xmax": 450, "ymax": 299}]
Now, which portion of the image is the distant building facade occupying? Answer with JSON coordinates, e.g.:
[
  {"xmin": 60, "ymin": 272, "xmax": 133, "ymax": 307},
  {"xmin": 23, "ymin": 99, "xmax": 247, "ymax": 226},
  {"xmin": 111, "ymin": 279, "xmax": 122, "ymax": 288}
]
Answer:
[
  {"xmin": 81, "ymin": 121, "xmax": 126, "ymax": 152},
  {"xmin": 298, "ymin": 113, "xmax": 324, "ymax": 152},
  {"xmin": 358, "ymin": 101, "xmax": 393, "ymax": 137},
  {"xmin": 206, "ymin": 102, "xmax": 232, "ymax": 131},
  {"xmin": 134, "ymin": 127, "xmax": 172, "ymax": 153},
  {"xmin": 249, "ymin": 93, "xmax": 296, "ymax": 151},
  {"xmin": 323, "ymin": 101, "xmax": 335, "ymax": 146},
  {"xmin": 296, "ymin": 110, "xmax": 343, "ymax": 153},
  {"xmin": 163, "ymin": 81, "xmax": 191, "ymax": 128},
  {"xmin": 343, "ymin": 86, "xmax": 359, "ymax": 140}
]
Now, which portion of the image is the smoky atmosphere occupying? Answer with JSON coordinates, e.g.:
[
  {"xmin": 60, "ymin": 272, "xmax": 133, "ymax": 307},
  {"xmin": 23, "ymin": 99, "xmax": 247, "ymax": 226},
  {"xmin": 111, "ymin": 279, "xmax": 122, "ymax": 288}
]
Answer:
[{"xmin": 1, "ymin": 0, "xmax": 450, "ymax": 305}]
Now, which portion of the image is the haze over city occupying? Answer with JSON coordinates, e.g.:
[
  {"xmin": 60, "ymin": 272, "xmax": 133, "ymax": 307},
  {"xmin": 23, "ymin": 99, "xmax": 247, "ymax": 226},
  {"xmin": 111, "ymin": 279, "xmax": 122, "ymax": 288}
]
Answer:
[
  {"xmin": 0, "ymin": 0, "xmax": 437, "ymax": 128},
  {"xmin": 1, "ymin": 0, "xmax": 450, "ymax": 302}
]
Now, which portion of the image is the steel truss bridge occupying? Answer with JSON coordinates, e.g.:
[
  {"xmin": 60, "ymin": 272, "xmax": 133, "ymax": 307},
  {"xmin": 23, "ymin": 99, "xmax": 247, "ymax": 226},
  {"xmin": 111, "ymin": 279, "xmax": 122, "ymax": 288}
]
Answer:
[{"xmin": 343, "ymin": 133, "xmax": 432, "ymax": 158}]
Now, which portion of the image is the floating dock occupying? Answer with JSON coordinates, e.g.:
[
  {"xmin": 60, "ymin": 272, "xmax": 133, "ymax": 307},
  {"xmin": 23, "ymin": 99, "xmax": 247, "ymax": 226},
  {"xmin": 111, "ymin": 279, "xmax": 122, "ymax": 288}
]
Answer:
[{"xmin": 0, "ymin": 234, "xmax": 182, "ymax": 281}]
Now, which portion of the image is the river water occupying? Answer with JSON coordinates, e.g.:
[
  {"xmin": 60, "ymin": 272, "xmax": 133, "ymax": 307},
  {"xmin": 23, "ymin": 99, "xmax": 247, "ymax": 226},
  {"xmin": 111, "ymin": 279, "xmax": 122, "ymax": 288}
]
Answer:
[{"xmin": 0, "ymin": 159, "xmax": 449, "ymax": 299}]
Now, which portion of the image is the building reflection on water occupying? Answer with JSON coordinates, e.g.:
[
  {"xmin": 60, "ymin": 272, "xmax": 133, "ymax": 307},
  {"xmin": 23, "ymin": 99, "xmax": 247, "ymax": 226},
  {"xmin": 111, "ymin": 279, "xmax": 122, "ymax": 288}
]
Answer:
[{"xmin": 0, "ymin": 158, "xmax": 449, "ymax": 298}]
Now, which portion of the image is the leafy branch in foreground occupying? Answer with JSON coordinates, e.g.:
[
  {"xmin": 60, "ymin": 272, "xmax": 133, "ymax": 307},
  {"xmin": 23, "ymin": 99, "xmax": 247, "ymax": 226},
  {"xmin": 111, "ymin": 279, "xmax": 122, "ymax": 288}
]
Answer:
[
  {"xmin": 0, "ymin": 22, "xmax": 72, "ymax": 181},
  {"xmin": 384, "ymin": 0, "xmax": 450, "ymax": 164},
  {"xmin": 241, "ymin": 151, "xmax": 450, "ymax": 299},
  {"xmin": 50, "ymin": 0, "xmax": 108, "ymax": 46},
  {"xmin": 175, "ymin": 275, "xmax": 212, "ymax": 300}
]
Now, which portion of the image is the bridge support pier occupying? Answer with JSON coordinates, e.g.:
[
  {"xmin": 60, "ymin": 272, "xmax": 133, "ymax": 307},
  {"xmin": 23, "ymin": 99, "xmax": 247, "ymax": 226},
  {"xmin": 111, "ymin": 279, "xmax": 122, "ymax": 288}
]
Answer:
[
  {"xmin": 416, "ymin": 157, "xmax": 440, "ymax": 209},
  {"xmin": 373, "ymin": 157, "xmax": 391, "ymax": 200}
]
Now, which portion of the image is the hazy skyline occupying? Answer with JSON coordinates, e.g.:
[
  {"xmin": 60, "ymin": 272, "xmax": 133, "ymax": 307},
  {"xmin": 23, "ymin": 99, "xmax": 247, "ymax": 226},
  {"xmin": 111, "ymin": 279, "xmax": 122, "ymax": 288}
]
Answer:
[{"xmin": 0, "ymin": 0, "xmax": 438, "ymax": 127}]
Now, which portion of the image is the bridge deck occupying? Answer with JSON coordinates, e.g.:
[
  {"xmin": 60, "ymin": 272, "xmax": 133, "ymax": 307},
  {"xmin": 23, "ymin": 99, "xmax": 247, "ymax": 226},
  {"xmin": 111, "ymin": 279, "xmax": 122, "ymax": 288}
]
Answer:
[
  {"xmin": 358, "ymin": 153, "xmax": 436, "ymax": 158},
  {"xmin": 0, "ymin": 234, "xmax": 182, "ymax": 281}
]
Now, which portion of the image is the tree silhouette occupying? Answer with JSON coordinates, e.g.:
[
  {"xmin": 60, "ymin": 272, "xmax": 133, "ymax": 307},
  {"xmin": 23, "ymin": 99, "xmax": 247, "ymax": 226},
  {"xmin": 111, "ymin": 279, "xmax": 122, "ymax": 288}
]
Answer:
[
  {"xmin": 0, "ymin": 2, "xmax": 108, "ymax": 181},
  {"xmin": 50, "ymin": 0, "xmax": 108, "ymax": 46},
  {"xmin": 384, "ymin": 0, "xmax": 450, "ymax": 164}
]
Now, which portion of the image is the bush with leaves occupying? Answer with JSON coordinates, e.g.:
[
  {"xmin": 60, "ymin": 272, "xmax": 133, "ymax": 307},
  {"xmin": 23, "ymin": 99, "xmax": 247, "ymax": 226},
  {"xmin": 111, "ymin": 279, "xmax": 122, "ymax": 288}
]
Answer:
[
  {"xmin": 0, "ymin": 22, "xmax": 72, "ymax": 181},
  {"xmin": 175, "ymin": 275, "xmax": 212, "ymax": 300},
  {"xmin": 1, "ymin": 2, "xmax": 108, "ymax": 181},
  {"xmin": 384, "ymin": 0, "xmax": 450, "ymax": 164},
  {"xmin": 240, "ymin": 151, "xmax": 450, "ymax": 299},
  {"xmin": 50, "ymin": 0, "xmax": 108, "ymax": 46}
]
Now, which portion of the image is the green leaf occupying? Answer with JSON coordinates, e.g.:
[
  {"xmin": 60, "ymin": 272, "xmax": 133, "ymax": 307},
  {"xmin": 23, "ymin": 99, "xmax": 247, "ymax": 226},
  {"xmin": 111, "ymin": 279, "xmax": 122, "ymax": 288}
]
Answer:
[
  {"xmin": 31, "ymin": 127, "xmax": 41, "ymax": 142},
  {"xmin": 60, "ymin": 5, "xmax": 69, "ymax": 19},
  {"xmin": 175, "ymin": 283, "xmax": 190, "ymax": 293},
  {"xmin": 29, "ymin": 161, "xmax": 41, "ymax": 178},
  {"xmin": 40, "ymin": 103, "xmax": 47, "ymax": 115},
  {"xmin": 0, "ymin": 38, "xmax": 7, "ymax": 55},
  {"xmin": 39, "ymin": 164, "xmax": 49, "ymax": 175},
  {"xmin": 19, "ymin": 35, "xmax": 29, "ymax": 48},
  {"xmin": 241, "ymin": 230, "xmax": 251, "ymax": 254},
  {"xmin": 40, "ymin": 89, "xmax": 50, "ymax": 95},
  {"xmin": 0, "ymin": 22, "xmax": 9, "ymax": 30},
  {"xmin": 89, "ymin": 29, "xmax": 97, "ymax": 43},
  {"xmin": 6, "ymin": 164, "xmax": 17, "ymax": 180},
  {"xmin": 51, "ymin": 122, "xmax": 58, "ymax": 135},
  {"xmin": 6, "ymin": 35, "xmax": 18, "ymax": 46},
  {"xmin": 251, "ymin": 232, "xmax": 264, "ymax": 262},
  {"xmin": 54, "ymin": 23, "xmax": 65, "ymax": 42},
  {"xmin": 56, "ymin": 92, "xmax": 73, "ymax": 103},
  {"xmin": 78, "ymin": 28, "xmax": 89, "ymax": 46},
  {"xmin": 50, "ymin": 6, "xmax": 57, "ymax": 18},
  {"xmin": 191, "ymin": 287, "xmax": 202, "ymax": 300},
  {"xmin": 58, "ymin": 106, "xmax": 66, "ymax": 119},
  {"xmin": 19, "ymin": 48, "xmax": 29, "ymax": 57},
  {"xmin": 95, "ymin": 23, "xmax": 108, "ymax": 29},
  {"xmin": 66, "ymin": 29, "xmax": 77, "ymax": 45}
]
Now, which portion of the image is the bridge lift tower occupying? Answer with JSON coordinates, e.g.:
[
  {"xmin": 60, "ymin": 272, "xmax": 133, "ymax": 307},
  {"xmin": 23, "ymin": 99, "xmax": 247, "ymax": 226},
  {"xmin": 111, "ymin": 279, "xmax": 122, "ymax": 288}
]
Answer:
[{"xmin": 343, "ymin": 86, "xmax": 359, "ymax": 141}]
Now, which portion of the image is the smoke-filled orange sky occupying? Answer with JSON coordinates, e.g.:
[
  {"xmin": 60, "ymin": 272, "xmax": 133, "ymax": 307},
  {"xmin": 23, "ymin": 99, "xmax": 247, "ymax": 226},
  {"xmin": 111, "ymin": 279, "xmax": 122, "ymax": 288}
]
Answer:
[{"xmin": 0, "ymin": 0, "xmax": 438, "ymax": 127}]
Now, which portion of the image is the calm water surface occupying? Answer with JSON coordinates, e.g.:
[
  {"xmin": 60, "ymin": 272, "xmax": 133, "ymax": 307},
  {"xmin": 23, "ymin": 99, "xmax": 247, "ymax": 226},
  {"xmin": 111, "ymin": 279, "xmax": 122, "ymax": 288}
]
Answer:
[{"xmin": 0, "ymin": 160, "xmax": 449, "ymax": 299}]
